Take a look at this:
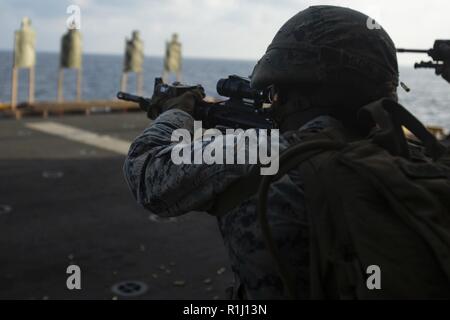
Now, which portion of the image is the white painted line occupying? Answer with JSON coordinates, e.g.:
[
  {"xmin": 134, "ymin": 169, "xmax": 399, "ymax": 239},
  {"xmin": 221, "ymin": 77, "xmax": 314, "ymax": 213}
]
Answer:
[{"xmin": 25, "ymin": 121, "xmax": 131, "ymax": 155}]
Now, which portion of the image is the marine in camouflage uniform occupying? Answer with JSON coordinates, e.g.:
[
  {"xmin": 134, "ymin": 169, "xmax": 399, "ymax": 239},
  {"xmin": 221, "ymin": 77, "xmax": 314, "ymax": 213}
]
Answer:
[
  {"xmin": 124, "ymin": 108, "xmax": 342, "ymax": 299},
  {"xmin": 124, "ymin": 6, "xmax": 400, "ymax": 299}
]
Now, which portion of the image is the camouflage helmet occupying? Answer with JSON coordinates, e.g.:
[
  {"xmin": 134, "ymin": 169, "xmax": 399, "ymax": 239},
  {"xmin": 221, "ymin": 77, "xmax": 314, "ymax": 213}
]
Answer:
[{"xmin": 250, "ymin": 6, "xmax": 399, "ymax": 95}]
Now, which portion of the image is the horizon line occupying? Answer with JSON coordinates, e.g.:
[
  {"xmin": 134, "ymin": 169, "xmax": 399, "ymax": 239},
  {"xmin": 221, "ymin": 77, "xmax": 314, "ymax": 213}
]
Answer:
[
  {"xmin": 0, "ymin": 49, "xmax": 423, "ymax": 67},
  {"xmin": 0, "ymin": 49, "xmax": 258, "ymax": 63}
]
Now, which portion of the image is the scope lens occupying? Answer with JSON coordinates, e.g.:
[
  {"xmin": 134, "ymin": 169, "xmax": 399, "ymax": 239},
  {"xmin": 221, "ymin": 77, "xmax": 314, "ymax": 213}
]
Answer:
[{"xmin": 216, "ymin": 77, "xmax": 261, "ymax": 100}]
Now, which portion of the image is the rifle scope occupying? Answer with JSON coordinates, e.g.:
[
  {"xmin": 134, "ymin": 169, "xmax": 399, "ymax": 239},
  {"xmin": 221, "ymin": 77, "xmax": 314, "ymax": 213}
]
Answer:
[{"xmin": 216, "ymin": 75, "xmax": 265, "ymax": 102}]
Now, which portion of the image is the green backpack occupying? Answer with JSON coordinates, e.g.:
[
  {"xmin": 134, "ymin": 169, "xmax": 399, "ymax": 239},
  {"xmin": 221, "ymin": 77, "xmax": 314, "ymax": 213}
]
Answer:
[{"xmin": 256, "ymin": 98, "xmax": 450, "ymax": 299}]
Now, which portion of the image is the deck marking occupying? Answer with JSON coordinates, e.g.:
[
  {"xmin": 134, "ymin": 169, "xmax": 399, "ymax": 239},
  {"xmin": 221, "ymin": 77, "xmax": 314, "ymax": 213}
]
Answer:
[{"xmin": 26, "ymin": 121, "xmax": 131, "ymax": 155}]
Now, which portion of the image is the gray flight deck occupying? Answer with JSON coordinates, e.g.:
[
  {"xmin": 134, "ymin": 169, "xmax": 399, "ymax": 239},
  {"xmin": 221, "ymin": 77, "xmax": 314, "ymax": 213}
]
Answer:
[{"xmin": 0, "ymin": 112, "xmax": 233, "ymax": 300}]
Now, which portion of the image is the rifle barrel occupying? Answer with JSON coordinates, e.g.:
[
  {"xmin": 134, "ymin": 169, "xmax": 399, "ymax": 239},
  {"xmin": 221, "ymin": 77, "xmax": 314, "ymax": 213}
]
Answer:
[
  {"xmin": 397, "ymin": 48, "xmax": 429, "ymax": 53},
  {"xmin": 116, "ymin": 91, "xmax": 141, "ymax": 103}
]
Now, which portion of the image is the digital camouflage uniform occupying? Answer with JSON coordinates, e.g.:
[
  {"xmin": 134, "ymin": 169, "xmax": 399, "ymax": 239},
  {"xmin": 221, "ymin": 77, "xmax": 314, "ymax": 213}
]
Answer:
[
  {"xmin": 123, "ymin": 108, "xmax": 343, "ymax": 299},
  {"xmin": 123, "ymin": 5, "xmax": 404, "ymax": 299}
]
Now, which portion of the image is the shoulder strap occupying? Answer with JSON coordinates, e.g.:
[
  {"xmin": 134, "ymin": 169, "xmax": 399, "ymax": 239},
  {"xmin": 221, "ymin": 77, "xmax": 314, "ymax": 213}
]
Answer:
[
  {"xmin": 358, "ymin": 99, "xmax": 446, "ymax": 160},
  {"xmin": 297, "ymin": 153, "xmax": 367, "ymax": 299},
  {"xmin": 256, "ymin": 139, "xmax": 345, "ymax": 298}
]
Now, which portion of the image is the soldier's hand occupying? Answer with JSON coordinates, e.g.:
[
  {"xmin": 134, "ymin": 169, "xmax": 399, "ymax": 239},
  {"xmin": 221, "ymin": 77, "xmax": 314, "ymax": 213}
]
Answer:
[{"xmin": 147, "ymin": 89, "xmax": 204, "ymax": 119}]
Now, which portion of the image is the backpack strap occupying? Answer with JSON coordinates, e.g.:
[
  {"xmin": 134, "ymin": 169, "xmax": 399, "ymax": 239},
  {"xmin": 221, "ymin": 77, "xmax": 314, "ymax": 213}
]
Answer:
[
  {"xmin": 358, "ymin": 99, "xmax": 446, "ymax": 160},
  {"xmin": 256, "ymin": 137, "xmax": 346, "ymax": 299},
  {"xmin": 298, "ymin": 154, "xmax": 367, "ymax": 299}
]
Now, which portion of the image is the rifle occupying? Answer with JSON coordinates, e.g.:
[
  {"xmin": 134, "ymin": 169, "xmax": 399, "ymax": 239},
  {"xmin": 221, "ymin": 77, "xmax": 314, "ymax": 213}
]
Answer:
[
  {"xmin": 117, "ymin": 75, "xmax": 275, "ymax": 130},
  {"xmin": 397, "ymin": 40, "xmax": 450, "ymax": 77}
]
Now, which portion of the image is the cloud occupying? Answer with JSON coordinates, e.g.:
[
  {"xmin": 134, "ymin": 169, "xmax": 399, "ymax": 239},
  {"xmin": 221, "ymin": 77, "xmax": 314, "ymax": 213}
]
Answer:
[{"xmin": 0, "ymin": 0, "xmax": 449, "ymax": 64}]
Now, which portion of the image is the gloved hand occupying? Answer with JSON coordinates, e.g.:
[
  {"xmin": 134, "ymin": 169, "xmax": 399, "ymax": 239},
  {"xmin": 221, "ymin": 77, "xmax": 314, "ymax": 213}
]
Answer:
[{"xmin": 147, "ymin": 89, "xmax": 204, "ymax": 119}]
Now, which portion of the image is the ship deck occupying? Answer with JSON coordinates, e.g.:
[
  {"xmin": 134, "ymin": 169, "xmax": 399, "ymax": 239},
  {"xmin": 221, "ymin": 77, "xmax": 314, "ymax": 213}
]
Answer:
[{"xmin": 0, "ymin": 112, "xmax": 233, "ymax": 300}]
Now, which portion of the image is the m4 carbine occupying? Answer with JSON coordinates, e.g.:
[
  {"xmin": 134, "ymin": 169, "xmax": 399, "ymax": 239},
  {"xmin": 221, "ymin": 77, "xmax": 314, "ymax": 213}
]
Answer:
[
  {"xmin": 117, "ymin": 75, "xmax": 275, "ymax": 130},
  {"xmin": 397, "ymin": 40, "xmax": 450, "ymax": 80}
]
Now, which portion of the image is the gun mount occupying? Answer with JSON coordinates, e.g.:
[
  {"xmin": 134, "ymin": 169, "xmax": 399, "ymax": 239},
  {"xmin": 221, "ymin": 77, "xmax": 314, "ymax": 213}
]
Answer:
[{"xmin": 397, "ymin": 40, "xmax": 450, "ymax": 77}]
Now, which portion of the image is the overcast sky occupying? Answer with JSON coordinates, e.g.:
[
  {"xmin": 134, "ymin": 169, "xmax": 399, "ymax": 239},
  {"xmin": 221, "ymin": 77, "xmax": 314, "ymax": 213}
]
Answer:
[{"xmin": 1, "ymin": 0, "xmax": 449, "ymax": 65}]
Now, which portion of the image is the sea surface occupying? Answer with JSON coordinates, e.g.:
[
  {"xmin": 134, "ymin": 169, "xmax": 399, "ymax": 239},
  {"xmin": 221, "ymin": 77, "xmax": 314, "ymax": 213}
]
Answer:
[{"xmin": 1, "ymin": 51, "xmax": 449, "ymax": 129}]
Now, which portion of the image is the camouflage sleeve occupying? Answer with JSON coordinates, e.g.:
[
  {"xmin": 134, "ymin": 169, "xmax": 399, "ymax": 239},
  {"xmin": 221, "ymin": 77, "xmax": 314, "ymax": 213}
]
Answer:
[{"xmin": 123, "ymin": 109, "xmax": 255, "ymax": 217}]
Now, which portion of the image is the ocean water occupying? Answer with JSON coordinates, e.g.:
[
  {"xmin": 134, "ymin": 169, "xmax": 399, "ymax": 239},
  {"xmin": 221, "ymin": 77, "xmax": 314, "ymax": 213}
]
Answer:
[{"xmin": 1, "ymin": 51, "xmax": 449, "ymax": 129}]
